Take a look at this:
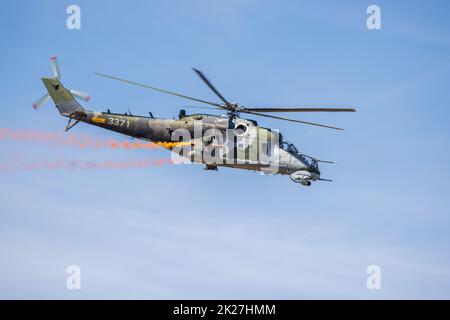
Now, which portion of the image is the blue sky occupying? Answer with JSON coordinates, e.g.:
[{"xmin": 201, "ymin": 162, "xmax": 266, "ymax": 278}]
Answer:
[{"xmin": 1, "ymin": 0, "xmax": 450, "ymax": 299}]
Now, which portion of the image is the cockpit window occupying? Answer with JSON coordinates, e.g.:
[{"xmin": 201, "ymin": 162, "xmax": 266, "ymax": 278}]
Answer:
[
  {"xmin": 289, "ymin": 144, "xmax": 298, "ymax": 154},
  {"xmin": 280, "ymin": 141, "xmax": 316, "ymax": 168},
  {"xmin": 281, "ymin": 141, "xmax": 297, "ymax": 153}
]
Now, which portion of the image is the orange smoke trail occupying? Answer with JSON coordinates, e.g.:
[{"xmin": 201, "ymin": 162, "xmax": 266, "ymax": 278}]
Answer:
[
  {"xmin": 0, "ymin": 128, "xmax": 164, "ymax": 150},
  {"xmin": 0, "ymin": 158, "xmax": 174, "ymax": 172}
]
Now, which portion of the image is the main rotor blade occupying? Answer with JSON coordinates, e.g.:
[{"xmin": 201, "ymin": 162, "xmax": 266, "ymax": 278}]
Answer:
[
  {"xmin": 95, "ymin": 73, "xmax": 221, "ymax": 107},
  {"xmin": 192, "ymin": 68, "xmax": 231, "ymax": 107},
  {"xmin": 184, "ymin": 105, "xmax": 223, "ymax": 110},
  {"xmin": 243, "ymin": 110, "xmax": 344, "ymax": 131},
  {"xmin": 50, "ymin": 56, "xmax": 60, "ymax": 79},
  {"xmin": 244, "ymin": 107, "xmax": 356, "ymax": 113}
]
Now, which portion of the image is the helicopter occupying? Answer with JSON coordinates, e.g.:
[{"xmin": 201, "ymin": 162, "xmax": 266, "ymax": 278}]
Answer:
[{"xmin": 34, "ymin": 57, "xmax": 355, "ymax": 186}]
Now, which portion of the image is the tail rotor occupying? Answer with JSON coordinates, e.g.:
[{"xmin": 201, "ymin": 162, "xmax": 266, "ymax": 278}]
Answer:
[{"xmin": 33, "ymin": 56, "xmax": 90, "ymax": 110}]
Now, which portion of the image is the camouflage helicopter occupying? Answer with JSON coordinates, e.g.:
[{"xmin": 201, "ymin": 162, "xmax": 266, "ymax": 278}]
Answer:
[{"xmin": 34, "ymin": 57, "xmax": 355, "ymax": 186}]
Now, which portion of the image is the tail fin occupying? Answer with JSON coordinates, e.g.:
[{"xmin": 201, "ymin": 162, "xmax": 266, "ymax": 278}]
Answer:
[{"xmin": 41, "ymin": 78, "xmax": 85, "ymax": 116}]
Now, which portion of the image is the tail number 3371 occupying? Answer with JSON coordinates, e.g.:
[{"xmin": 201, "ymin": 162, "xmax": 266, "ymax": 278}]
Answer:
[{"xmin": 107, "ymin": 118, "xmax": 130, "ymax": 128}]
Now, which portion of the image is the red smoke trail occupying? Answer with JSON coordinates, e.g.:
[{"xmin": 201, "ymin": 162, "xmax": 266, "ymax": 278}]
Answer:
[
  {"xmin": 0, "ymin": 158, "xmax": 174, "ymax": 172},
  {"xmin": 0, "ymin": 128, "xmax": 161, "ymax": 150}
]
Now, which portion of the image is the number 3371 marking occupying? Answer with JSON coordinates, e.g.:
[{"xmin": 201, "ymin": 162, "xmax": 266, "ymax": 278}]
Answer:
[{"xmin": 108, "ymin": 118, "xmax": 130, "ymax": 128}]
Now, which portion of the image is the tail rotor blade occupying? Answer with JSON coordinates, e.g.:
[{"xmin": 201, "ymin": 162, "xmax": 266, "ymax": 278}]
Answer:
[
  {"xmin": 70, "ymin": 89, "xmax": 91, "ymax": 101},
  {"xmin": 32, "ymin": 93, "xmax": 50, "ymax": 110},
  {"xmin": 50, "ymin": 56, "xmax": 61, "ymax": 79}
]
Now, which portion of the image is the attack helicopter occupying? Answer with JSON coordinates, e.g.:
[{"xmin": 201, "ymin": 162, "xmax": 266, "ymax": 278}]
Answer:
[{"xmin": 34, "ymin": 57, "xmax": 355, "ymax": 186}]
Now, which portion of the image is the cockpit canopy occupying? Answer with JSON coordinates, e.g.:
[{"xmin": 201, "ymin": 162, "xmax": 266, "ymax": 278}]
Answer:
[
  {"xmin": 280, "ymin": 141, "xmax": 317, "ymax": 168},
  {"xmin": 280, "ymin": 141, "xmax": 299, "ymax": 154}
]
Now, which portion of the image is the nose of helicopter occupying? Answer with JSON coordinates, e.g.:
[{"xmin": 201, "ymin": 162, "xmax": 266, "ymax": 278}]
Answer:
[
  {"xmin": 310, "ymin": 171, "xmax": 321, "ymax": 181},
  {"xmin": 308, "ymin": 164, "xmax": 320, "ymax": 178}
]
